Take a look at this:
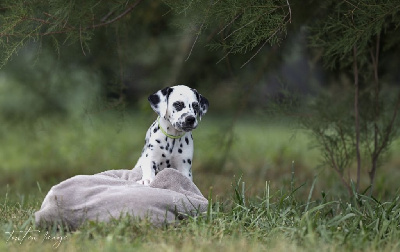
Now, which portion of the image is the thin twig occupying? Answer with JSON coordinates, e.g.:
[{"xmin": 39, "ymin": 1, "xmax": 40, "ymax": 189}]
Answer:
[
  {"xmin": 223, "ymin": 18, "xmax": 257, "ymax": 41},
  {"xmin": 319, "ymin": 130, "xmax": 352, "ymax": 196},
  {"xmin": 43, "ymin": 12, "xmax": 74, "ymax": 29},
  {"xmin": 240, "ymin": 23, "xmax": 282, "ymax": 68},
  {"xmin": 100, "ymin": 10, "xmax": 116, "ymax": 22},
  {"xmin": 185, "ymin": 23, "xmax": 204, "ymax": 62},
  {"xmin": 240, "ymin": 38, "xmax": 269, "ymax": 68},
  {"xmin": 353, "ymin": 46, "xmax": 361, "ymax": 193},
  {"xmin": 26, "ymin": 17, "xmax": 52, "ymax": 25},
  {"xmin": 215, "ymin": 48, "xmax": 234, "ymax": 65},
  {"xmin": 217, "ymin": 13, "xmax": 242, "ymax": 35},
  {"xmin": 286, "ymin": 0, "xmax": 292, "ymax": 23},
  {"xmin": 91, "ymin": 0, "xmax": 142, "ymax": 29},
  {"xmin": 374, "ymin": 92, "xmax": 400, "ymax": 161},
  {"xmin": 337, "ymin": 122, "xmax": 350, "ymax": 162},
  {"xmin": 79, "ymin": 25, "xmax": 86, "ymax": 56},
  {"xmin": 369, "ymin": 33, "xmax": 381, "ymax": 196},
  {"xmin": 368, "ymin": 90, "xmax": 400, "ymax": 194}
]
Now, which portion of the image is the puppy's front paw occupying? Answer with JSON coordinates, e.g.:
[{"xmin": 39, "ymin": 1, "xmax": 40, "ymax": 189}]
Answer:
[{"xmin": 137, "ymin": 178, "xmax": 152, "ymax": 186}]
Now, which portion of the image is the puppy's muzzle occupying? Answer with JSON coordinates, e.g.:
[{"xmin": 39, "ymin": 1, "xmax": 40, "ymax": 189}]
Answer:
[
  {"xmin": 180, "ymin": 115, "xmax": 197, "ymax": 132},
  {"xmin": 185, "ymin": 116, "xmax": 196, "ymax": 126}
]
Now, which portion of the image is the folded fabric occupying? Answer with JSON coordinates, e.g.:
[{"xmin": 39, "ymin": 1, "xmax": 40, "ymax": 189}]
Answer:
[{"xmin": 35, "ymin": 168, "xmax": 208, "ymax": 229}]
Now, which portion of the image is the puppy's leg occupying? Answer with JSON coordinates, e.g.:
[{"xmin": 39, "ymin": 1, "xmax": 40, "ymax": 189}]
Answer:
[{"xmin": 136, "ymin": 156, "xmax": 156, "ymax": 186}]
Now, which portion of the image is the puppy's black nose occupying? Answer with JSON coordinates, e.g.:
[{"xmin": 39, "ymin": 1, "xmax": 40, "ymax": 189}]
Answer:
[{"xmin": 185, "ymin": 116, "xmax": 196, "ymax": 125}]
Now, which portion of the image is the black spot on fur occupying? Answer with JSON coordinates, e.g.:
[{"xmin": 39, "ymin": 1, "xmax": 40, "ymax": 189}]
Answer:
[
  {"xmin": 192, "ymin": 102, "xmax": 199, "ymax": 112},
  {"xmin": 153, "ymin": 127, "xmax": 158, "ymax": 133},
  {"xmin": 173, "ymin": 101, "xmax": 185, "ymax": 111},
  {"xmin": 156, "ymin": 139, "xmax": 160, "ymax": 143},
  {"xmin": 183, "ymin": 159, "xmax": 186, "ymax": 163},
  {"xmin": 178, "ymin": 149, "xmax": 182, "ymax": 153},
  {"xmin": 161, "ymin": 87, "xmax": 173, "ymax": 97},
  {"xmin": 161, "ymin": 87, "xmax": 169, "ymax": 96},
  {"xmin": 180, "ymin": 144, "xmax": 183, "ymax": 148},
  {"xmin": 185, "ymin": 137, "xmax": 189, "ymax": 145},
  {"xmin": 187, "ymin": 159, "xmax": 191, "ymax": 164},
  {"xmin": 160, "ymin": 146, "xmax": 164, "ymax": 149},
  {"xmin": 162, "ymin": 153, "xmax": 166, "ymax": 157},
  {"xmin": 170, "ymin": 139, "xmax": 176, "ymax": 153},
  {"xmin": 166, "ymin": 160, "xmax": 170, "ymax": 164},
  {"xmin": 148, "ymin": 94, "xmax": 160, "ymax": 105}
]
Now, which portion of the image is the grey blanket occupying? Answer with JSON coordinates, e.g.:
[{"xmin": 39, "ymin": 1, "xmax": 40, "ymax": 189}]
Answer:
[{"xmin": 35, "ymin": 168, "xmax": 208, "ymax": 229}]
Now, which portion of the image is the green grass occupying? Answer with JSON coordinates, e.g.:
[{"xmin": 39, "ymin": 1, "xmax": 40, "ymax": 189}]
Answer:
[
  {"xmin": 1, "ymin": 177, "xmax": 400, "ymax": 251},
  {"xmin": 1, "ymin": 112, "xmax": 400, "ymax": 251}
]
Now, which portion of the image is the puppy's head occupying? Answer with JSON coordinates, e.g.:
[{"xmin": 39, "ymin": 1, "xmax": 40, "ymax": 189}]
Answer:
[{"xmin": 148, "ymin": 85, "xmax": 209, "ymax": 132}]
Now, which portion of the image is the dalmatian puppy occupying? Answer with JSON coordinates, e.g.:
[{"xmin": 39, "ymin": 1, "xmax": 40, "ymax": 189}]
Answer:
[{"xmin": 135, "ymin": 85, "xmax": 209, "ymax": 185}]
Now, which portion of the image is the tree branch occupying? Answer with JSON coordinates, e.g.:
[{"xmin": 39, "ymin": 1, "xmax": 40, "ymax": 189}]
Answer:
[
  {"xmin": 353, "ymin": 46, "xmax": 361, "ymax": 193},
  {"xmin": 286, "ymin": 0, "xmax": 292, "ymax": 23},
  {"xmin": 185, "ymin": 22, "xmax": 204, "ymax": 62},
  {"xmin": 369, "ymin": 33, "xmax": 381, "ymax": 195},
  {"xmin": 318, "ymin": 130, "xmax": 352, "ymax": 196},
  {"xmin": 91, "ymin": 0, "xmax": 143, "ymax": 29},
  {"xmin": 373, "ymin": 92, "xmax": 400, "ymax": 162}
]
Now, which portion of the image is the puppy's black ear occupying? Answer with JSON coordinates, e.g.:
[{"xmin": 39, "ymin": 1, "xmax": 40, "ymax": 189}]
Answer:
[
  {"xmin": 148, "ymin": 87, "xmax": 173, "ymax": 118},
  {"xmin": 191, "ymin": 88, "xmax": 209, "ymax": 120}
]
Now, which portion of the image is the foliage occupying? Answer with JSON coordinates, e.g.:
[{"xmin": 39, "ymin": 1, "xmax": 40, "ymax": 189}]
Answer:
[
  {"xmin": 0, "ymin": 0, "xmax": 192, "ymax": 114},
  {"xmin": 0, "ymin": 0, "xmax": 146, "ymax": 68},
  {"xmin": 0, "ymin": 0, "xmax": 292, "ymax": 69},
  {"xmin": 308, "ymin": 0, "xmax": 400, "ymax": 70},
  {"xmin": 163, "ymin": 0, "xmax": 292, "ymax": 66},
  {"xmin": 304, "ymin": 0, "xmax": 400, "ymax": 196},
  {"xmin": 300, "ymin": 92, "xmax": 356, "ymax": 194}
]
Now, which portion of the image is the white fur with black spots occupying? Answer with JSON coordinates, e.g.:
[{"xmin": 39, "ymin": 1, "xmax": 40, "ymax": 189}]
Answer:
[{"xmin": 135, "ymin": 85, "xmax": 209, "ymax": 185}]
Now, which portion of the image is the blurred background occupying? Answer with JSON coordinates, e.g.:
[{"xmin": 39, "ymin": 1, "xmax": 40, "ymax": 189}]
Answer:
[{"xmin": 1, "ymin": 0, "xmax": 399, "ymax": 200}]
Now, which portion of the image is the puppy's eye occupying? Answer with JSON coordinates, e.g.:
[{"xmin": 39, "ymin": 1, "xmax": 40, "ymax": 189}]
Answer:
[
  {"xmin": 192, "ymin": 102, "xmax": 199, "ymax": 111},
  {"xmin": 173, "ymin": 101, "xmax": 185, "ymax": 111}
]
